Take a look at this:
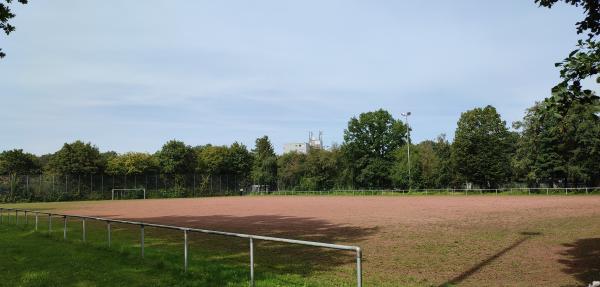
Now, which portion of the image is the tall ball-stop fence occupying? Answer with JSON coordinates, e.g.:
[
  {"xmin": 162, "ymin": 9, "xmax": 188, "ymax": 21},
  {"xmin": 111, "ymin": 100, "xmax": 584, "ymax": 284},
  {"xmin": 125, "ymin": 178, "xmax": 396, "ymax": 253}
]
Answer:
[
  {"xmin": 2, "ymin": 173, "xmax": 600, "ymax": 202},
  {"xmin": 0, "ymin": 173, "xmax": 252, "ymax": 202}
]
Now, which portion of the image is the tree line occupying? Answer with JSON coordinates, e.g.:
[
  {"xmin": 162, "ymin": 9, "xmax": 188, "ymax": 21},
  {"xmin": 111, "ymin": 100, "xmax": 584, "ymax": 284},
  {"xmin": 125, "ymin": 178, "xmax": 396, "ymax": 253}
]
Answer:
[
  {"xmin": 1, "ymin": 0, "xmax": 598, "ymax": 190},
  {"xmin": 1, "ymin": 93, "xmax": 599, "ymax": 190}
]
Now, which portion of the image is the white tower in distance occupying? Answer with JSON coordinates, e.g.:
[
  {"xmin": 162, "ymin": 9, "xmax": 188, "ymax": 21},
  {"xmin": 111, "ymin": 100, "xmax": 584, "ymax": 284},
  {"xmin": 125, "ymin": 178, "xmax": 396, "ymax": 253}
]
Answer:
[{"xmin": 308, "ymin": 131, "xmax": 323, "ymax": 150}]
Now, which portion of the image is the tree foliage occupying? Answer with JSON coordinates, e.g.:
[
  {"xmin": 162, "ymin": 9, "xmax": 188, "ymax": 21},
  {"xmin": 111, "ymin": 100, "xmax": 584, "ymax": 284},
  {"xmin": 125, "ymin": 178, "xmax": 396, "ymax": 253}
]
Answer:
[
  {"xmin": 156, "ymin": 140, "xmax": 196, "ymax": 174},
  {"xmin": 514, "ymin": 96, "xmax": 600, "ymax": 186},
  {"xmin": 342, "ymin": 109, "xmax": 407, "ymax": 188},
  {"xmin": 536, "ymin": 0, "xmax": 599, "ymax": 37},
  {"xmin": 0, "ymin": 149, "xmax": 39, "ymax": 175},
  {"xmin": 452, "ymin": 106, "xmax": 513, "ymax": 188},
  {"xmin": 195, "ymin": 142, "xmax": 253, "ymax": 183},
  {"xmin": 0, "ymin": 0, "xmax": 27, "ymax": 58},
  {"xmin": 106, "ymin": 152, "xmax": 158, "ymax": 175},
  {"xmin": 48, "ymin": 141, "xmax": 103, "ymax": 175},
  {"xmin": 251, "ymin": 136, "xmax": 277, "ymax": 187}
]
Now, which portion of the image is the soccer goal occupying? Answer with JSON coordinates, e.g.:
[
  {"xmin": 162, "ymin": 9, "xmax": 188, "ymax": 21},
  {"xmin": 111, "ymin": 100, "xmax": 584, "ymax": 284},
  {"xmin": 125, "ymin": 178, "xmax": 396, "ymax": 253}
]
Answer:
[{"xmin": 111, "ymin": 188, "xmax": 146, "ymax": 200}]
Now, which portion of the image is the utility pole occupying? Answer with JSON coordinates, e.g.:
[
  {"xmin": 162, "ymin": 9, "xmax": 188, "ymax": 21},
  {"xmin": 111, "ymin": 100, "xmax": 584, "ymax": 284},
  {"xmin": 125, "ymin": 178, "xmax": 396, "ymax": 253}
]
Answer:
[{"xmin": 401, "ymin": 112, "xmax": 412, "ymax": 191}]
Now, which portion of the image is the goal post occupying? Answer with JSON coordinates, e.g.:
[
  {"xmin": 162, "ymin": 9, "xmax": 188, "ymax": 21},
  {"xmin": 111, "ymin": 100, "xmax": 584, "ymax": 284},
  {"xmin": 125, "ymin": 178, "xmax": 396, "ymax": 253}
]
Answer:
[{"xmin": 111, "ymin": 188, "xmax": 146, "ymax": 200}]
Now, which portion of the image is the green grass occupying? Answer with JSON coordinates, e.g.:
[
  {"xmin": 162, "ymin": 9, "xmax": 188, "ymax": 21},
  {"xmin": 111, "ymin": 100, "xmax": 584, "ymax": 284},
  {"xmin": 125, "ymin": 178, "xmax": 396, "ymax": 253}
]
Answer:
[{"xmin": 0, "ymin": 214, "xmax": 357, "ymax": 287}]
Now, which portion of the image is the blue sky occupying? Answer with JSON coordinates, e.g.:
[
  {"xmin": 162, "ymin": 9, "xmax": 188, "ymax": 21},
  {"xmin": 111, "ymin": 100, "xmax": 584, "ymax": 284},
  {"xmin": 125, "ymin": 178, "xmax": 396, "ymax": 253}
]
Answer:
[{"xmin": 0, "ymin": 1, "xmax": 593, "ymax": 154}]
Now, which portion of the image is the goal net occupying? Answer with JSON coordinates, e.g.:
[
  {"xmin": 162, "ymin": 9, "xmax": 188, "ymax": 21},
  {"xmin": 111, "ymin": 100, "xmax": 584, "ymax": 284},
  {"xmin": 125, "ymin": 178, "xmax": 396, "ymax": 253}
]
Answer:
[{"xmin": 111, "ymin": 188, "xmax": 146, "ymax": 200}]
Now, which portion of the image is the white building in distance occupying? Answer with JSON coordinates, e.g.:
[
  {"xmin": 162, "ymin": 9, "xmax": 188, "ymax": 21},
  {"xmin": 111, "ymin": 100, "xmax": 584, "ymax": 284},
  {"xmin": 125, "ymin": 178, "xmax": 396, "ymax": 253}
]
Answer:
[
  {"xmin": 283, "ymin": 131, "xmax": 323, "ymax": 154},
  {"xmin": 283, "ymin": 142, "xmax": 309, "ymax": 154}
]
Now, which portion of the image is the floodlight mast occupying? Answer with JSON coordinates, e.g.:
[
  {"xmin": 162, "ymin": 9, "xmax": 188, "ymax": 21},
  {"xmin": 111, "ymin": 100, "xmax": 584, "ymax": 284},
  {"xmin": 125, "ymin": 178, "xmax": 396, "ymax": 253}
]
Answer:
[{"xmin": 401, "ymin": 112, "xmax": 412, "ymax": 191}]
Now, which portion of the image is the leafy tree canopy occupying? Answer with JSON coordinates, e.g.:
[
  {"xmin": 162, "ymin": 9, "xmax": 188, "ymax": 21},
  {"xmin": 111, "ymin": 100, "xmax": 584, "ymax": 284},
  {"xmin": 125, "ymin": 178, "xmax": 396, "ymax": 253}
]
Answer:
[
  {"xmin": 0, "ymin": 0, "xmax": 27, "ymax": 58},
  {"xmin": 0, "ymin": 149, "xmax": 39, "ymax": 175},
  {"xmin": 157, "ymin": 140, "xmax": 196, "ymax": 174},
  {"xmin": 106, "ymin": 152, "xmax": 158, "ymax": 175},
  {"xmin": 452, "ymin": 106, "xmax": 513, "ymax": 188},
  {"xmin": 251, "ymin": 136, "xmax": 277, "ymax": 187},
  {"xmin": 536, "ymin": 0, "xmax": 599, "ymax": 37},
  {"xmin": 48, "ymin": 141, "xmax": 103, "ymax": 175},
  {"xmin": 342, "ymin": 109, "xmax": 407, "ymax": 188}
]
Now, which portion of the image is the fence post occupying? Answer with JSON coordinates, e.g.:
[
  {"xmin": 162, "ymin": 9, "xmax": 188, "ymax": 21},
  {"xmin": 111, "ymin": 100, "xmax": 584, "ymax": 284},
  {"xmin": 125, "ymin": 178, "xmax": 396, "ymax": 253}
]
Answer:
[
  {"xmin": 141, "ymin": 225, "xmax": 145, "ymax": 258},
  {"xmin": 107, "ymin": 221, "xmax": 111, "ymax": 247},
  {"xmin": 356, "ymin": 247, "xmax": 362, "ymax": 287},
  {"xmin": 48, "ymin": 214, "xmax": 52, "ymax": 234},
  {"xmin": 82, "ymin": 219, "xmax": 86, "ymax": 242},
  {"xmin": 35, "ymin": 212, "xmax": 38, "ymax": 231},
  {"xmin": 25, "ymin": 211, "xmax": 27, "ymax": 225},
  {"xmin": 63, "ymin": 216, "xmax": 67, "ymax": 240},
  {"xmin": 184, "ymin": 229, "xmax": 189, "ymax": 272},
  {"xmin": 0, "ymin": 208, "xmax": 2, "ymax": 224},
  {"xmin": 15, "ymin": 210, "xmax": 18, "ymax": 225},
  {"xmin": 250, "ymin": 237, "xmax": 255, "ymax": 287}
]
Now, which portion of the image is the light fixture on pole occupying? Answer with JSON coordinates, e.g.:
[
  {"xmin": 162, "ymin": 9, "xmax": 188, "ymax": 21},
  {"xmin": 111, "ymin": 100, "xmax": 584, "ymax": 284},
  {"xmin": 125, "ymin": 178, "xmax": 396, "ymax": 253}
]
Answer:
[{"xmin": 400, "ymin": 112, "xmax": 412, "ymax": 191}]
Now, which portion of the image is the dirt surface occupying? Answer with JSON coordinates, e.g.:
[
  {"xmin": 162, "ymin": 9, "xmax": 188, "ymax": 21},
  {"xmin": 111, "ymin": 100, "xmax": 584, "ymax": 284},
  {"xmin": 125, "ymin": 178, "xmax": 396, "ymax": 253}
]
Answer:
[{"xmin": 58, "ymin": 196, "xmax": 600, "ymax": 286}]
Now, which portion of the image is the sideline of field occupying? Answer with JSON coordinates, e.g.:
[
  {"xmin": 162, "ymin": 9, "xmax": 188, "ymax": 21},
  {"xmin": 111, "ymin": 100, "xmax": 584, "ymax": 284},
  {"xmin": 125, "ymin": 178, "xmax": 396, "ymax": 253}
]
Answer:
[{"xmin": 0, "ymin": 207, "xmax": 357, "ymax": 287}]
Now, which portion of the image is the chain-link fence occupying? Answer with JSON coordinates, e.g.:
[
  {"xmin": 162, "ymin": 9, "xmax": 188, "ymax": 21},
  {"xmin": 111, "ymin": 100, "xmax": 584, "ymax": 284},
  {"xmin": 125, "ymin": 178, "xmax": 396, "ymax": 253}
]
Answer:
[{"xmin": 0, "ymin": 174, "xmax": 252, "ymax": 202}]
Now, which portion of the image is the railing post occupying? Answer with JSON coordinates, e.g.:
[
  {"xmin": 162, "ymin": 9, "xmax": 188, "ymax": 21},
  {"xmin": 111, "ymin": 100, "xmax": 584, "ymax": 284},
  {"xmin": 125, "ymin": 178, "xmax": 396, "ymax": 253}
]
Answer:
[
  {"xmin": 140, "ymin": 225, "xmax": 145, "ymax": 258},
  {"xmin": 63, "ymin": 216, "xmax": 67, "ymax": 240},
  {"xmin": 250, "ymin": 237, "xmax": 255, "ymax": 287},
  {"xmin": 107, "ymin": 221, "xmax": 111, "ymax": 247},
  {"xmin": 35, "ymin": 212, "xmax": 38, "ymax": 231},
  {"xmin": 356, "ymin": 247, "xmax": 362, "ymax": 287},
  {"xmin": 82, "ymin": 219, "xmax": 86, "ymax": 242},
  {"xmin": 184, "ymin": 229, "xmax": 188, "ymax": 272}
]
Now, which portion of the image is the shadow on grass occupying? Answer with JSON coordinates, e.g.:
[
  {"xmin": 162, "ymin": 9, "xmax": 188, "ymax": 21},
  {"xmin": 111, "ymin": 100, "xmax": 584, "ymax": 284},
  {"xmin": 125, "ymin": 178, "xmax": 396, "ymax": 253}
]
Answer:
[
  {"xmin": 559, "ymin": 238, "xmax": 600, "ymax": 285},
  {"xmin": 4, "ymin": 213, "xmax": 377, "ymax": 286},
  {"xmin": 439, "ymin": 231, "xmax": 541, "ymax": 287},
  {"xmin": 126, "ymin": 214, "xmax": 379, "ymax": 282}
]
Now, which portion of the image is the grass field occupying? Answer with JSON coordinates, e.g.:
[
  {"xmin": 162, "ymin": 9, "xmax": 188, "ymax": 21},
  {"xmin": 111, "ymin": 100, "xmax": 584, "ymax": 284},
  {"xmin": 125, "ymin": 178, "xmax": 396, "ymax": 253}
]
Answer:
[{"xmin": 2, "ymin": 195, "xmax": 600, "ymax": 286}]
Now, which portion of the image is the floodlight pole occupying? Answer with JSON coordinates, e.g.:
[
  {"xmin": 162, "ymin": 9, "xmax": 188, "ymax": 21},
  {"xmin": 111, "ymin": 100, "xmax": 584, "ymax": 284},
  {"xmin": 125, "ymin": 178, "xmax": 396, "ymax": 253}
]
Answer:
[{"xmin": 401, "ymin": 112, "xmax": 412, "ymax": 191}]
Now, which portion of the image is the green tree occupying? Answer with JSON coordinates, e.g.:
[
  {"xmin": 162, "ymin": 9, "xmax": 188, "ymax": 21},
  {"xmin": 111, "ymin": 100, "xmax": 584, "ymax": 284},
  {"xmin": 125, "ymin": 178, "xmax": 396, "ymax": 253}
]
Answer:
[
  {"xmin": 251, "ymin": 136, "xmax": 277, "ymax": 188},
  {"xmin": 536, "ymin": 0, "xmax": 599, "ymax": 36},
  {"xmin": 302, "ymin": 149, "xmax": 340, "ymax": 190},
  {"xmin": 431, "ymin": 134, "xmax": 454, "ymax": 187},
  {"xmin": 106, "ymin": 152, "xmax": 158, "ymax": 175},
  {"xmin": 195, "ymin": 145, "xmax": 230, "ymax": 175},
  {"xmin": 277, "ymin": 151, "xmax": 307, "ymax": 190},
  {"xmin": 536, "ymin": 1, "xmax": 599, "ymax": 109},
  {"xmin": 48, "ymin": 141, "xmax": 104, "ymax": 175},
  {"xmin": 0, "ymin": 149, "xmax": 39, "ymax": 175},
  {"xmin": 157, "ymin": 140, "xmax": 196, "ymax": 174},
  {"xmin": 227, "ymin": 142, "xmax": 253, "ymax": 184},
  {"xmin": 342, "ymin": 109, "xmax": 407, "ymax": 188},
  {"xmin": 452, "ymin": 106, "xmax": 513, "ymax": 188},
  {"xmin": 514, "ymin": 97, "xmax": 600, "ymax": 186},
  {"xmin": 0, "ymin": 0, "xmax": 27, "ymax": 58},
  {"xmin": 391, "ymin": 144, "xmax": 422, "ymax": 189}
]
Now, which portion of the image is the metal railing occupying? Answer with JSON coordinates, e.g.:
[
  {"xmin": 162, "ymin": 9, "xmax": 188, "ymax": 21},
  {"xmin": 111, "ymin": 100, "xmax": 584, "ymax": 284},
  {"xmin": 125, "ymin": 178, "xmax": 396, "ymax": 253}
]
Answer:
[{"xmin": 0, "ymin": 207, "xmax": 362, "ymax": 287}]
